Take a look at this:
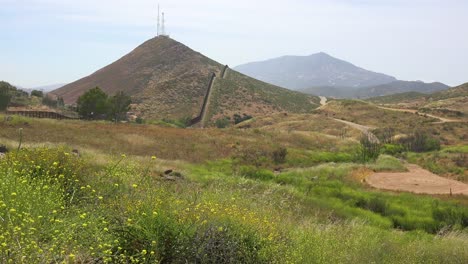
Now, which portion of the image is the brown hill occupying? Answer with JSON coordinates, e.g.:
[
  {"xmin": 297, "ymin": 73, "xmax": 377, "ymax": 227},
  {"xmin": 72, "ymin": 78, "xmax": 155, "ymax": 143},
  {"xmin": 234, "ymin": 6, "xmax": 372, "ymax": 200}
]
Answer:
[
  {"xmin": 53, "ymin": 36, "xmax": 318, "ymax": 121},
  {"xmin": 367, "ymin": 83, "xmax": 468, "ymax": 119}
]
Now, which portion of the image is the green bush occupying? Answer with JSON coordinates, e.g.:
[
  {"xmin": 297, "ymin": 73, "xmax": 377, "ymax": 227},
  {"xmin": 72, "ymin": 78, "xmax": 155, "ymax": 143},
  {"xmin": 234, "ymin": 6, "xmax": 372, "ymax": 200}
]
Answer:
[
  {"xmin": 356, "ymin": 134, "xmax": 381, "ymax": 162},
  {"xmin": 381, "ymin": 144, "xmax": 406, "ymax": 156},
  {"xmin": 271, "ymin": 147, "xmax": 287, "ymax": 164},
  {"xmin": 215, "ymin": 117, "xmax": 230, "ymax": 128},
  {"xmin": 369, "ymin": 155, "xmax": 406, "ymax": 172},
  {"xmin": 399, "ymin": 131, "xmax": 441, "ymax": 153},
  {"xmin": 238, "ymin": 165, "xmax": 274, "ymax": 181}
]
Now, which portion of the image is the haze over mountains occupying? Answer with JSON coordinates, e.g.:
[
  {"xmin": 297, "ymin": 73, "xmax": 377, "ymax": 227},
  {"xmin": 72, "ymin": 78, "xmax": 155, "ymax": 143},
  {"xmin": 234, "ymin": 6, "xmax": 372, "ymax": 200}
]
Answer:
[
  {"xmin": 234, "ymin": 53, "xmax": 449, "ymax": 98},
  {"xmin": 52, "ymin": 37, "xmax": 318, "ymax": 120}
]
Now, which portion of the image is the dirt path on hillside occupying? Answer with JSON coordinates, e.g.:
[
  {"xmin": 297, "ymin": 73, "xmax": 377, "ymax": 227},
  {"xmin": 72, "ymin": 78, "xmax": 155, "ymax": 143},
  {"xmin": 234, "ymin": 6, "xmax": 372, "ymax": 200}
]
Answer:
[
  {"xmin": 376, "ymin": 106, "xmax": 461, "ymax": 123},
  {"xmin": 366, "ymin": 164, "xmax": 468, "ymax": 195},
  {"xmin": 332, "ymin": 118, "xmax": 380, "ymax": 143}
]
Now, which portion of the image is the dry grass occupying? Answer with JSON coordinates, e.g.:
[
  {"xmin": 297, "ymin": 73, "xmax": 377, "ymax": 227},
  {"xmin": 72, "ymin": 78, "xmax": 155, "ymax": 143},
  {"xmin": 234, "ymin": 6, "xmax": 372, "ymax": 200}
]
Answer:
[{"xmin": 0, "ymin": 114, "xmax": 350, "ymax": 163}]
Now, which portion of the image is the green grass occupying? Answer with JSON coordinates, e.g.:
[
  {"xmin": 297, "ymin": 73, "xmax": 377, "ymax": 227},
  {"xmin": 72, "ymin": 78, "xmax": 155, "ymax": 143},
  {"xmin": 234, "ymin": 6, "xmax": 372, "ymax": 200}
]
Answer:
[
  {"xmin": 1, "ymin": 147, "xmax": 468, "ymax": 263},
  {"xmin": 1, "ymin": 113, "xmax": 468, "ymax": 263},
  {"xmin": 406, "ymin": 144, "xmax": 467, "ymax": 182},
  {"xmin": 368, "ymin": 155, "xmax": 407, "ymax": 172}
]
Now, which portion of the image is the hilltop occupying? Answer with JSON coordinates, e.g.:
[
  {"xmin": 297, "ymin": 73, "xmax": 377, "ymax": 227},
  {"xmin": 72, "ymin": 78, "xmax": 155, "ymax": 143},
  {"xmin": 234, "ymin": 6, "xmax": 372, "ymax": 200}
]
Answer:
[{"xmin": 52, "ymin": 37, "xmax": 318, "ymax": 121}]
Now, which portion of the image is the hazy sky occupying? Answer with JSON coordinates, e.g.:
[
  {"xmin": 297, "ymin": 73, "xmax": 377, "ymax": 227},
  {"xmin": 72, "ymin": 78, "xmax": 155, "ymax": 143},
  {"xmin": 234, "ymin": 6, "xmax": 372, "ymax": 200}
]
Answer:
[{"xmin": 1, "ymin": 0, "xmax": 467, "ymax": 87}]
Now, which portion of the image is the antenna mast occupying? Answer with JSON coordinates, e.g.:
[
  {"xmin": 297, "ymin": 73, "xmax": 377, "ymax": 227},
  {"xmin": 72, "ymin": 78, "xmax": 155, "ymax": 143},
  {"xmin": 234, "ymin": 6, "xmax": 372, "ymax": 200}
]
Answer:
[
  {"xmin": 161, "ymin": 12, "xmax": 166, "ymax": 36},
  {"xmin": 157, "ymin": 4, "xmax": 160, "ymax": 36}
]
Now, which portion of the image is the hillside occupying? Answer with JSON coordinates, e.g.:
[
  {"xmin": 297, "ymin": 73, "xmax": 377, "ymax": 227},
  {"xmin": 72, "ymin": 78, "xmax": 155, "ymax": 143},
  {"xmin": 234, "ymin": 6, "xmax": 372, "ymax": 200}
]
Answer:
[
  {"xmin": 206, "ymin": 69, "xmax": 320, "ymax": 124},
  {"xmin": 355, "ymin": 81, "xmax": 449, "ymax": 98},
  {"xmin": 52, "ymin": 37, "xmax": 318, "ymax": 121},
  {"xmin": 234, "ymin": 52, "xmax": 396, "ymax": 90},
  {"xmin": 299, "ymin": 81, "xmax": 449, "ymax": 99},
  {"xmin": 367, "ymin": 92, "xmax": 427, "ymax": 105},
  {"xmin": 430, "ymin": 82, "xmax": 468, "ymax": 100},
  {"xmin": 368, "ymin": 83, "xmax": 468, "ymax": 119}
]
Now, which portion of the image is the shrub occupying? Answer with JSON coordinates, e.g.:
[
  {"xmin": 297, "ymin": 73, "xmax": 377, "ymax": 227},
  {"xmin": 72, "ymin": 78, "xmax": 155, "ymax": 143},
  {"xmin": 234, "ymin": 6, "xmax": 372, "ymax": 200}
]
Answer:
[
  {"xmin": 399, "ymin": 131, "xmax": 441, "ymax": 153},
  {"xmin": 215, "ymin": 117, "xmax": 230, "ymax": 128},
  {"xmin": 115, "ymin": 193, "xmax": 285, "ymax": 263},
  {"xmin": 135, "ymin": 116, "xmax": 144, "ymax": 124},
  {"xmin": 233, "ymin": 148, "xmax": 269, "ymax": 168},
  {"xmin": 356, "ymin": 134, "xmax": 380, "ymax": 162},
  {"xmin": 238, "ymin": 165, "xmax": 274, "ymax": 181},
  {"xmin": 380, "ymin": 144, "xmax": 406, "ymax": 156},
  {"xmin": 233, "ymin": 114, "xmax": 253, "ymax": 124},
  {"xmin": 0, "ymin": 144, "xmax": 8, "ymax": 153},
  {"xmin": 271, "ymin": 147, "xmax": 287, "ymax": 164}
]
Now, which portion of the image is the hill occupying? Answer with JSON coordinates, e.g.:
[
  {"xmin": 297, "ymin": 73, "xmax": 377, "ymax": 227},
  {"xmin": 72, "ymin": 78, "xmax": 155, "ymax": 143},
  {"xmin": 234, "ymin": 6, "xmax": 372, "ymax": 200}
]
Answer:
[
  {"xmin": 297, "ymin": 80, "xmax": 449, "ymax": 99},
  {"xmin": 368, "ymin": 83, "xmax": 468, "ymax": 119},
  {"xmin": 52, "ymin": 37, "xmax": 318, "ymax": 121},
  {"xmin": 234, "ymin": 52, "xmax": 396, "ymax": 90},
  {"xmin": 367, "ymin": 92, "xmax": 427, "ymax": 105},
  {"xmin": 429, "ymin": 82, "xmax": 468, "ymax": 100},
  {"xmin": 355, "ymin": 81, "xmax": 449, "ymax": 98}
]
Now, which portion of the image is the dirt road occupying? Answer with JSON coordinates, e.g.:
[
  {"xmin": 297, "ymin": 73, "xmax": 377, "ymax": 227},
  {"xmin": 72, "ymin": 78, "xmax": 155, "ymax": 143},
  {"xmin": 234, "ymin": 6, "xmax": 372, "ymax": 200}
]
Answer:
[
  {"xmin": 332, "ymin": 118, "xmax": 380, "ymax": 143},
  {"xmin": 366, "ymin": 164, "xmax": 468, "ymax": 195},
  {"xmin": 376, "ymin": 106, "xmax": 460, "ymax": 123}
]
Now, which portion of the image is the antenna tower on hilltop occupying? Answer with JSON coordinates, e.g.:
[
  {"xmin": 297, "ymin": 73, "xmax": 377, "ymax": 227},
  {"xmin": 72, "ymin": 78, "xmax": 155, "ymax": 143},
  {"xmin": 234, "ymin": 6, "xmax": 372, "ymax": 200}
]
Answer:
[
  {"xmin": 156, "ymin": 4, "xmax": 169, "ymax": 37},
  {"xmin": 157, "ymin": 4, "xmax": 160, "ymax": 36}
]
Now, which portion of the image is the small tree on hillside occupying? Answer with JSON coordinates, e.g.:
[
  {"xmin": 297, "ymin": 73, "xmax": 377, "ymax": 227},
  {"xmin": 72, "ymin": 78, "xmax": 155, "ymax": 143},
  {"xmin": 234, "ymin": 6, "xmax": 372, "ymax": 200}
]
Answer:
[
  {"xmin": 0, "ymin": 90, "xmax": 12, "ymax": 111},
  {"xmin": 31, "ymin": 90, "xmax": 44, "ymax": 97},
  {"xmin": 357, "ymin": 134, "xmax": 381, "ymax": 162},
  {"xmin": 77, "ymin": 87, "xmax": 109, "ymax": 119},
  {"xmin": 0, "ymin": 82, "xmax": 14, "ymax": 110},
  {"xmin": 109, "ymin": 91, "xmax": 132, "ymax": 122}
]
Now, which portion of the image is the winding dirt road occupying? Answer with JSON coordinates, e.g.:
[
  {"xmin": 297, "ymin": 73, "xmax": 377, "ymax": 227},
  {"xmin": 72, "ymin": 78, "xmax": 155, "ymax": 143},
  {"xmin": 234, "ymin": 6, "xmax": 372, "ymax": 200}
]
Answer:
[
  {"xmin": 376, "ymin": 106, "xmax": 461, "ymax": 123},
  {"xmin": 366, "ymin": 164, "xmax": 468, "ymax": 195}
]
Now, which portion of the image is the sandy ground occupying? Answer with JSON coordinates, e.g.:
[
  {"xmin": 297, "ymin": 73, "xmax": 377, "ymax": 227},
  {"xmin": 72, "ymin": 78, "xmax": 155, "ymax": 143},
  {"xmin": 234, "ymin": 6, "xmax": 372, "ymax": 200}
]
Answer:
[{"xmin": 366, "ymin": 164, "xmax": 468, "ymax": 195}]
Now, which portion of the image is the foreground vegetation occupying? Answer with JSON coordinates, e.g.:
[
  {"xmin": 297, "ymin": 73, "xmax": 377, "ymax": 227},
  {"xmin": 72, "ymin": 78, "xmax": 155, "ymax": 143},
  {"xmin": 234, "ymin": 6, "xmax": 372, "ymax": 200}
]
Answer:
[
  {"xmin": 1, "ymin": 113, "xmax": 467, "ymax": 263},
  {"xmin": 1, "ymin": 147, "xmax": 468, "ymax": 263}
]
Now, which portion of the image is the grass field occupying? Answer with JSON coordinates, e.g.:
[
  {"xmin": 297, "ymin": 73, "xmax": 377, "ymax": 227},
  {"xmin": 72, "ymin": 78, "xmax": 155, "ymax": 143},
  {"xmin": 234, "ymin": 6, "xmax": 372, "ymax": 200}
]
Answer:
[{"xmin": 1, "ymin": 113, "xmax": 467, "ymax": 263}]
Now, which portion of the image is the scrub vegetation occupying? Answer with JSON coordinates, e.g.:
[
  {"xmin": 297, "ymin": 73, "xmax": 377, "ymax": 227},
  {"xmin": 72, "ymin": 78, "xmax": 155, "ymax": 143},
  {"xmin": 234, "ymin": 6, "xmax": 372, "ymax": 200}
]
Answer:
[{"xmin": 0, "ymin": 109, "xmax": 467, "ymax": 263}]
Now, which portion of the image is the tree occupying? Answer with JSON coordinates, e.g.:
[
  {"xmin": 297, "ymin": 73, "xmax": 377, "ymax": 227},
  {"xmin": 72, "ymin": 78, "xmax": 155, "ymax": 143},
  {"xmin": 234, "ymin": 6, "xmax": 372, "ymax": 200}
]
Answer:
[
  {"xmin": 31, "ymin": 90, "xmax": 44, "ymax": 97},
  {"xmin": 77, "ymin": 87, "xmax": 109, "ymax": 119},
  {"xmin": 0, "ymin": 81, "xmax": 17, "ymax": 111},
  {"xmin": 109, "ymin": 91, "xmax": 132, "ymax": 122},
  {"xmin": 0, "ymin": 90, "xmax": 12, "ymax": 111}
]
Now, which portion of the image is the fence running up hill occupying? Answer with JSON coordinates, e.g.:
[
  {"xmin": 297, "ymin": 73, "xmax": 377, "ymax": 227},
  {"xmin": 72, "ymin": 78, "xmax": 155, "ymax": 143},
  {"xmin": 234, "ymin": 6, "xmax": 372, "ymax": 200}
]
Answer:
[
  {"xmin": 189, "ymin": 65, "xmax": 229, "ymax": 127},
  {"xmin": 189, "ymin": 72, "xmax": 217, "ymax": 127}
]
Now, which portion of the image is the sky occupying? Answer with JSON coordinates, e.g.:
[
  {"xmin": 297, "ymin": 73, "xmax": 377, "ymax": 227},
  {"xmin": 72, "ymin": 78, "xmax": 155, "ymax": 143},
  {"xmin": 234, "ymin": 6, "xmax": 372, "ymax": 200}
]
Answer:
[{"xmin": 1, "ymin": 0, "xmax": 468, "ymax": 87}]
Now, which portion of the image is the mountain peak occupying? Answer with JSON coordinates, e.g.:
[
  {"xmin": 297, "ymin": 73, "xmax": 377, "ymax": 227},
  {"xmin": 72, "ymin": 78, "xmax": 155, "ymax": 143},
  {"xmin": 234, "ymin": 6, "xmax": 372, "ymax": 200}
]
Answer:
[
  {"xmin": 234, "ymin": 53, "xmax": 396, "ymax": 90},
  {"xmin": 52, "ymin": 37, "xmax": 319, "ymax": 121}
]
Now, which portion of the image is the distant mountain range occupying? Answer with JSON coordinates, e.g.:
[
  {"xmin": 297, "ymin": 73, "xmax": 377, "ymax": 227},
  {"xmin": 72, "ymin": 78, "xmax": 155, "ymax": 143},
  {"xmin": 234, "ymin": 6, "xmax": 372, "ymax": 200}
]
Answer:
[
  {"xmin": 52, "ymin": 37, "xmax": 319, "ymax": 120},
  {"xmin": 234, "ymin": 53, "xmax": 449, "ymax": 98}
]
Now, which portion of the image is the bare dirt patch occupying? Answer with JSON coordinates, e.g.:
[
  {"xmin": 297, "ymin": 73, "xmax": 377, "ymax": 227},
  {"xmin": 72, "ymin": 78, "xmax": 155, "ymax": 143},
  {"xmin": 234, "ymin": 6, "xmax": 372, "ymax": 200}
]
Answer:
[{"xmin": 366, "ymin": 164, "xmax": 468, "ymax": 195}]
